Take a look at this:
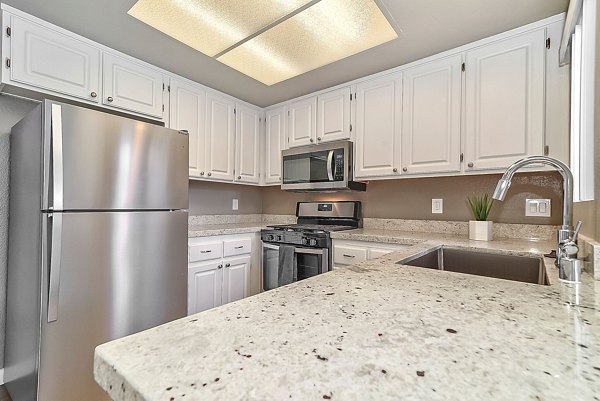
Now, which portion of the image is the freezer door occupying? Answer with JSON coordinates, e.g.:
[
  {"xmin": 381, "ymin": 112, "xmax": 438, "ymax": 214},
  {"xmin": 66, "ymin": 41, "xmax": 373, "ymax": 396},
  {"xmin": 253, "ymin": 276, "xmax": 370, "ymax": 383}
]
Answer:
[
  {"xmin": 44, "ymin": 101, "xmax": 188, "ymax": 211},
  {"xmin": 38, "ymin": 211, "xmax": 187, "ymax": 401}
]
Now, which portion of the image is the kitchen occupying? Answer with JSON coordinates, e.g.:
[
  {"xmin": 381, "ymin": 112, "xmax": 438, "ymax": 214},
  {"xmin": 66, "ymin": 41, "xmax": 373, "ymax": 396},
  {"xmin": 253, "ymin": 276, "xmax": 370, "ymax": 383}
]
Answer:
[{"xmin": 0, "ymin": 0, "xmax": 599, "ymax": 400}]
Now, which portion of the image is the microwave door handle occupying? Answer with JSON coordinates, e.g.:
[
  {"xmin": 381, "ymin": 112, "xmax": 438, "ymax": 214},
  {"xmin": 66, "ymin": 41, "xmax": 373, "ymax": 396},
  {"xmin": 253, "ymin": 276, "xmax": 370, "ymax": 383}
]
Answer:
[{"xmin": 327, "ymin": 150, "xmax": 334, "ymax": 181}]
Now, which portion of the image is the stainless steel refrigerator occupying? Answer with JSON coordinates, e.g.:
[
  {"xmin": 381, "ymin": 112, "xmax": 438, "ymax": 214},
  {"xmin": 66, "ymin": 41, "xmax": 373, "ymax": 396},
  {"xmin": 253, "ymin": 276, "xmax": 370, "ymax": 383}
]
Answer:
[{"xmin": 5, "ymin": 100, "xmax": 189, "ymax": 401}]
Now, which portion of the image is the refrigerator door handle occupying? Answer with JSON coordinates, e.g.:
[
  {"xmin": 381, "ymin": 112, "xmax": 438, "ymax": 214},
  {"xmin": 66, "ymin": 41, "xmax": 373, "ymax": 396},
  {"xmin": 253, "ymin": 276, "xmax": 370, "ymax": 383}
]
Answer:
[
  {"xmin": 51, "ymin": 104, "xmax": 64, "ymax": 211},
  {"xmin": 48, "ymin": 213, "xmax": 63, "ymax": 322}
]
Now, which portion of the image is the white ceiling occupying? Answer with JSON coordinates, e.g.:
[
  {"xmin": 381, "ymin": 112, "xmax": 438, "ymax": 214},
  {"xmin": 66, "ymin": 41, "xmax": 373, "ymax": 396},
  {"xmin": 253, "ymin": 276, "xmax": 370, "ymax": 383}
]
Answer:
[{"xmin": 5, "ymin": 0, "xmax": 569, "ymax": 107}]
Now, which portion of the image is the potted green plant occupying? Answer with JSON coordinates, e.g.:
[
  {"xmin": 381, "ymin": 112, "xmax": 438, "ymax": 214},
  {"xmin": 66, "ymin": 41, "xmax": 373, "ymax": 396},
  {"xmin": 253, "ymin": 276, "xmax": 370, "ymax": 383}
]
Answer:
[{"xmin": 467, "ymin": 193, "xmax": 494, "ymax": 241}]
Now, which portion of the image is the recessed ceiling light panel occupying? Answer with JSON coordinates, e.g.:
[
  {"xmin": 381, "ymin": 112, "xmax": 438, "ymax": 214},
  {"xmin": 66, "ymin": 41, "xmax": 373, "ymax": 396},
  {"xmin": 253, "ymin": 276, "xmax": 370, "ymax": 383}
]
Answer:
[
  {"xmin": 217, "ymin": 0, "xmax": 398, "ymax": 85},
  {"xmin": 128, "ymin": 0, "xmax": 313, "ymax": 57},
  {"xmin": 128, "ymin": 0, "xmax": 398, "ymax": 86}
]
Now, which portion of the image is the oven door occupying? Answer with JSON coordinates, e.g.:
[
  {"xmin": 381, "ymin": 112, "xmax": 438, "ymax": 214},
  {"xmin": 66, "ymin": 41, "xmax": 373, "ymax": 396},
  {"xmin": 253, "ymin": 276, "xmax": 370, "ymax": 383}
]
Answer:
[
  {"xmin": 295, "ymin": 247, "xmax": 329, "ymax": 281},
  {"xmin": 262, "ymin": 243, "xmax": 329, "ymax": 291}
]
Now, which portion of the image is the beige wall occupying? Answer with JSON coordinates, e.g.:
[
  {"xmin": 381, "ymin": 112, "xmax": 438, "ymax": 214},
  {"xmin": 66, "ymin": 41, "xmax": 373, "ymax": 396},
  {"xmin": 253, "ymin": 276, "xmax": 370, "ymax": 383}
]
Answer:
[
  {"xmin": 261, "ymin": 172, "xmax": 564, "ymax": 225},
  {"xmin": 189, "ymin": 180, "xmax": 263, "ymax": 216}
]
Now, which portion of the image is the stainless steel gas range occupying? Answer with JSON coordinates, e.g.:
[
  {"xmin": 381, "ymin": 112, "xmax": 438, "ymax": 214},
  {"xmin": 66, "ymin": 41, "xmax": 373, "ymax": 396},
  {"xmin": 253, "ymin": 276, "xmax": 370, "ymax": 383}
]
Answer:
[{"xmin": 261, "ymin": 201, "xmax": 362, "ymax": 291}]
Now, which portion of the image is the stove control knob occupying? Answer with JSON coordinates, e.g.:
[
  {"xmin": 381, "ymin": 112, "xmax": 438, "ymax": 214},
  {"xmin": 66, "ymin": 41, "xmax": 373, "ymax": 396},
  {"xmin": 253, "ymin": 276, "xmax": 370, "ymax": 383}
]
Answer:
[
  {"xmin": 310, "ymin": 239, "xmax": 317, "ymax": 246},
  {"xmin": 268, "ymin": 235, "xmax": 275, "ymax": 241},
  {"xmin": 277, "ymin": 235, "xmax": 283, "ymax": 241}
]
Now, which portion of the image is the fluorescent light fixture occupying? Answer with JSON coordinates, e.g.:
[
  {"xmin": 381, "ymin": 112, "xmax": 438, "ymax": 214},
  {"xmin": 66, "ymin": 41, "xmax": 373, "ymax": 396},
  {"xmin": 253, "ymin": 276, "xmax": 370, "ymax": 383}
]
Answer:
[{"xmin": 128, "ymin": 0, "xmax": 398, "ymax": 85}]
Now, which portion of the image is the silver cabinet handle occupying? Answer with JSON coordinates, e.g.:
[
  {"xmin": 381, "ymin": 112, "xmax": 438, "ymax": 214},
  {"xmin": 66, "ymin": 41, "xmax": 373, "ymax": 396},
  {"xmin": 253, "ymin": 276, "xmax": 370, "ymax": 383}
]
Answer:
[
  {"xmin": 317, "ymin": 137, "xmax": 322, "ymax": 141},
  {"xmin": 90, "ymin": 91, "xmax": 97, "ymax": 98},
  {"xmin": 200, "ymin": 250, "xmax": 212, "ymax": 254},
  {"xmin": 107, "ymin": 96, "xmax": 114, "ymax": 102},
  {"xmin": 234, "ymin": 246, "xmax": 244, "ymax": 249},
  {"xmin": 343, "ymin": 254, "xmax": 356, "ymax": 258},
  {"xmin": 467, "ymin": 162, "xmax": 474, "ymax": 168},
  {"xmin": 207, "ymin": 172, "xmax": 212, "ymax": 176},
  {"xmin": 51, "ymin": 104, "xmax": 64, "ymax": 210},
  {"xmin": 402, "ymin": 167, "xmax": 408, "ymax": 172},
  {"xmin": 310, "ymin": 138, "xmax": 314, "ymax": 143},
  {"xmin": 225, "ymin": 263, "xmax": 231, "ymax": 267},
  {"xmin": 237, "ymin": 176, "xmax": 242, "ymax": 180},
  {"xmin": 218, "ymin": 264, "xmax": 223, "ymax": 269},
  {"xmin": 393, "ymin": 168, "xmax": 398, "ymax": 173},
  {"xmin": 200, "ymin": 171, "xmax": 205, "ymax": 176},
  {"xmin": 48, "ymin": 213, "xmax": 63, "ymax": 322}
]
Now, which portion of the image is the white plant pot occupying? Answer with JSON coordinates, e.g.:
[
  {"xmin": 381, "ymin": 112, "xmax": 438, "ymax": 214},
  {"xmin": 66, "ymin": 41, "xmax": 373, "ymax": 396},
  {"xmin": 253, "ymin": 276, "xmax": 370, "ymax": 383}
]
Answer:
[{"xmin": 469, "ymin": 220, "xmax": 493, "ymax": 241}]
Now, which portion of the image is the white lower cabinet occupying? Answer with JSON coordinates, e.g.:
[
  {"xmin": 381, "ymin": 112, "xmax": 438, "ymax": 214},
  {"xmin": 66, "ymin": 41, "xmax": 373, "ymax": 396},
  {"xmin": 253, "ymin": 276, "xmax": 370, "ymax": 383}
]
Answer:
[
  {"xmin": 333, "ymin": 239, "xmax": 409, "ymax": 267},
  {"xmin": 188, "ymin": 234, "xmax": 258, "ymax": 315}
]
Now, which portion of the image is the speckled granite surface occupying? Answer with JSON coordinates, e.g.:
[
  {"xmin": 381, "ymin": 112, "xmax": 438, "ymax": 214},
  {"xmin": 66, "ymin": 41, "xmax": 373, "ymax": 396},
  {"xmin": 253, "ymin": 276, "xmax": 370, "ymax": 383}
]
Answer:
[
  {"xmin": 188, "ymin": 223, "xmax": 266, "ymax": 238},
  {"xmin": 95, "ymin": 234, "xmax": 600, "ymax": 401},
  {"xmin": 187, "ymin": 215, "xmax": 296, "ymax": 237}
]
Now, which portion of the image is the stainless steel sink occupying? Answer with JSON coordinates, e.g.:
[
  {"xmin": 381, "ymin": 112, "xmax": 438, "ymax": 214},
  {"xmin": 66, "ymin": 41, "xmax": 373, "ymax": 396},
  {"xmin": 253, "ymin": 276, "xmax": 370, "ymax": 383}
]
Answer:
[{"xmin": 397, "ymin": 247, "xmax": 549, "ymax": 285}]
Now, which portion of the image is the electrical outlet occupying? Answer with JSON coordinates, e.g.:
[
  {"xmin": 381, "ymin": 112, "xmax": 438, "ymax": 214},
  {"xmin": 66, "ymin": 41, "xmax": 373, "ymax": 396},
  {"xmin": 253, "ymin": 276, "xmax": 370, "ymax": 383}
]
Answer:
[
  {"xmin": 525, "ymin": 199, "xmax": 551, "ymax": 217},
  {"xmin": 232, "ymin": 199, "xmax": 239, "ymax": 211},
  {"xmin": 432, "ymin": 199, "xmax": 443, "ymax": 214}
]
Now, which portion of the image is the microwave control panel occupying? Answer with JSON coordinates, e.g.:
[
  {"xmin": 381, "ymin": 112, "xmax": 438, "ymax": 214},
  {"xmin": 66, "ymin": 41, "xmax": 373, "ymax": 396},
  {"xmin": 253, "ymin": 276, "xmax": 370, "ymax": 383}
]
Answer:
[{"xmin": 334, "ymin": 150, "xmax": 344, "ymax": 181}]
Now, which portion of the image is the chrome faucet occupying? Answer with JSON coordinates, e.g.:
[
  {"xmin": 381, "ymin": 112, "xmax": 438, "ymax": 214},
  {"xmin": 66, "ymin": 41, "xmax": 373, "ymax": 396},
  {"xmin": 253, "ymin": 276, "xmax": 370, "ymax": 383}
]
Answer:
[{"xmin": 492, "ymin": 156, "xmax": 582, "ymax": 278}]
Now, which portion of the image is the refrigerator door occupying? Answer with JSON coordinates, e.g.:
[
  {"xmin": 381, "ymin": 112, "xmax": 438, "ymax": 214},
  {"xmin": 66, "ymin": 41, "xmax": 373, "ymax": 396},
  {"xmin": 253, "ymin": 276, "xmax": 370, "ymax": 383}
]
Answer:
[
  {"xmin": 37, "ymin": 210, "xmax": 188, "ymax": 401},
  {"xmin": 43, "ymin": 101, "xmax": 189, "ymax": 211}
]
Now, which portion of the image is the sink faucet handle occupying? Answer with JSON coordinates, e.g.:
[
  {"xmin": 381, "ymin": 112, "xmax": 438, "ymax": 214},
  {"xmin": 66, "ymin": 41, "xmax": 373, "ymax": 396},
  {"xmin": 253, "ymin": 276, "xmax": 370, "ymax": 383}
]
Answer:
[{"xmin": 572, "ymin": 221, "xmax": 582, "ymax": 242}]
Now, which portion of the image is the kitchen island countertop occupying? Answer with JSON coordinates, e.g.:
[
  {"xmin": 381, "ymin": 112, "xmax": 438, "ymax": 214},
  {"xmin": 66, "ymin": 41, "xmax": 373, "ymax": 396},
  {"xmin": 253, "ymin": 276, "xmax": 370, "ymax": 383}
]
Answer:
[{"xmin": 94, "ymin": 233, "xmax": 600, "ymax": 401}]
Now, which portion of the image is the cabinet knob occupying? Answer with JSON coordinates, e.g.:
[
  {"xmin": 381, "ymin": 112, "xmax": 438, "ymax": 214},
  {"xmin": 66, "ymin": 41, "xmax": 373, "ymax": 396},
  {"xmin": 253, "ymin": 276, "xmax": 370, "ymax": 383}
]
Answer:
[
  {"xmin": 107, "ymin": 96, "xmax": 114, "ymax": 102},
  {"xmin": 393, "ymin": 168, "xmax": 398, "ymax": 173},
  {"xmin": 467, "ymin": 162, "xmax": 474, "ymax": 168},
  {"xmin": 200, "ymin": 171, "xmax": 205, "ymax": 176},
  {"xmin": 90, "ymin": 91, "xmax": 97, "ymax": 98},
  {"xmin": 207, "ymin": 172, "xmax": 212, "ymax": 177},
  {"xmin": 218, "ymin": 264, "xmax": 223, "ymax": 269},
  {"xmin": 402, "ymin": 167, "xmax": 408, "ymax": 172},
  {"xmin": 225, "ymin": 263, "xmax": 231, "ymax": 268},
  {"xmin": 309, "ymin": 138, "xmax": 314, "ymax": 143},
  {"xmin": 237, "ymin": 176, "xmax": 242, "ymax": 180},
  {"xmin": 317, "ymin": 137, "xmax": 322, "ymax": 141}
]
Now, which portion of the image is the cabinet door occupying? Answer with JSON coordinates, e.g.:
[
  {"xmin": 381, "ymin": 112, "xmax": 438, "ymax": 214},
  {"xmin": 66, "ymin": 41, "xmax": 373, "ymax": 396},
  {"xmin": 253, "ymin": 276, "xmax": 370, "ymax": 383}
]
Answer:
[
  {"xmin": 464, "ymin": 29, "xmax": 545, "ymax": 170},
  {"xmin": 401, "ymin": 55, "xmax": 462, "ymax": 175},
  {"xmin": 235, "ymin": 104, "xmax": 260, "ymax": 184},
  {"xmin": 264, "ymin": 106, "xmax": 286, "ymax": 184},
  {"xmin": 287, "ymin": 96, "xmax": 317, "ymax": 148},
  {"xmin": 354, "ymin": 74, "xmax": 402, "ymax": 179},
  {"xmin": 102, "ymin": 52, "xmax": 164, "ymax": 118},
  {"xmin": 188, "ymin": 261, "xmax": 223, "ymax": 315},
  {"xmin": 205, "ymin": 92, "xmax": 236, "ymax": 181},
  {"xmin": 222, "ymin": 255, "xmax": 250, "ymax": 305},
  {"xmin": 10, "ymin": 15, "xmax": 100, "ymax": 102},
  {"xmin": 317, "ymin": 87, "xmax": 351, "ymax": 143},
  {"xmin": 169, "ymin": 79, "xmax": 206, "ymax": 178}
]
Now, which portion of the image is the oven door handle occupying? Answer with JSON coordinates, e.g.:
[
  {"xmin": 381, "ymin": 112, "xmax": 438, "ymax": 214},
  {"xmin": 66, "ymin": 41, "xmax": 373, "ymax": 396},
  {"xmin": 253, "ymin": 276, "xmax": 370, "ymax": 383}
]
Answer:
[
  {"xmin": 326, "ymin": 150, "xmax": 334, "ymax": 181},
  {"xmin": 294, "ymin": 247, "xmax": 326, "ymax": 255}
]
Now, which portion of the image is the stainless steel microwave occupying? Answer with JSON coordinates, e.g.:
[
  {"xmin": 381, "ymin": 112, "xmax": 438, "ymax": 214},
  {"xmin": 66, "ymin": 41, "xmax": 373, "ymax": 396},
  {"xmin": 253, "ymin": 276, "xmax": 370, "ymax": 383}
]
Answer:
[{"xmin": 281, "ymin": 141, "xmax": 366, "ymax": 192}]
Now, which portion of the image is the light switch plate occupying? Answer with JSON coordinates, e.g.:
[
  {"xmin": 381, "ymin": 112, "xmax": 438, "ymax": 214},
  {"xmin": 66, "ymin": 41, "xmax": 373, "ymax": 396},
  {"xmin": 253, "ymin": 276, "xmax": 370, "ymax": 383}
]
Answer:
[
  {"xmin": 232, "ymin": 199, "xmax": 239, "ymax": 211},
  {"xmin": 525, "ymin": 199, "xmax": 551, "ymax": 217},
  {"xmin": 432, "ymin": 199, "xmax": 443, "ymax": 214}
]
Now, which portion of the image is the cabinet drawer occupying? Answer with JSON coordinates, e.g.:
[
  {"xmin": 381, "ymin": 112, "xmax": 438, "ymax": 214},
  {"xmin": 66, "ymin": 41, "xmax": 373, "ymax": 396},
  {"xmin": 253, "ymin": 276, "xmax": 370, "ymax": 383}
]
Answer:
[
  {"xmin": 334, "ymin": 245, "xmax": 367, "ymax": 266},
  {"xmin": 189, "ymin": 242, "xmax": 222, "ymax": 262},
  {"xmin": 223, "ymin": 238, "xmax": 252, "ymax": 257}
]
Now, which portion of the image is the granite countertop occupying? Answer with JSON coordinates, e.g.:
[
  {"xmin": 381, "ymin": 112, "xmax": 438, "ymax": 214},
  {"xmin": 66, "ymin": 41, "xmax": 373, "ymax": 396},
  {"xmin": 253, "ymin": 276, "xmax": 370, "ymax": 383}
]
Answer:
[
  {"xmin": 188, "ymin": 223, "xmax": 267, "ymax": 238},
  {"xmin": 94, "ymin": 234, "xmax": 600, "ymax": 401}
]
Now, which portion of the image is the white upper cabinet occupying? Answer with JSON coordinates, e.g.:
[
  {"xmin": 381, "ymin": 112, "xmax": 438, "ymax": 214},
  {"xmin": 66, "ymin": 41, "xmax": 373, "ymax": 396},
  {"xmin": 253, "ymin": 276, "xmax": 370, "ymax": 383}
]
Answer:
[
  {"xmin": 401, "ymin": 55, "xmax": 462, "ymax": 175},
  {"xmin": 287, "ymin": 96, "xmax": 317, "ymax": 148},
  {"xmin": 354, "ymin": 74, "xmax": 402, "ymax": 179},
  {"xmin": 464, "ymin": 28, "xmax": 545, "ymax": 171},
  {"xmin": 9, "ymin": 15, "xmax": 100, "ymax": 102},
  {"xmin": 235, "ymin": 104, "xmax": 261, "ymax": 184},
  {"xmin": 102, "ymin": 52, "xmax": 164, "ymax": 118},
  {"xmin": 317, "ymin": 87, "xmax": 351, "ymax": 143},
  {"xmin": 264, "ymin": 106, "xmax": 286, "ymax": 185},
  {"xmin": 169, "ymin": 79, "xmax": 206, "ymax": 178},
  {"xmin": 205, "ymin": 91, "xmax": 236, "ymax": 181}
]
